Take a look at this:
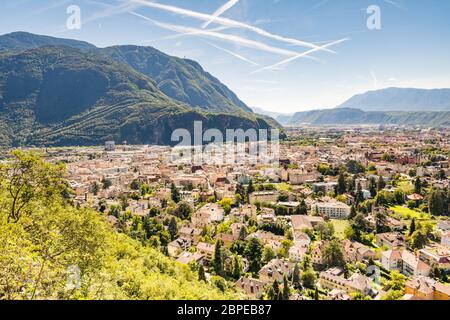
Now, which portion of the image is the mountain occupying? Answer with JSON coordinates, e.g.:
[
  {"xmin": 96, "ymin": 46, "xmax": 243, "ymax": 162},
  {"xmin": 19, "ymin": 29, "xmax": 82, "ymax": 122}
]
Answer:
[
  {"xmin": 0, "ymin": 32, "xmax": 253, "ymax": 114},
  {"xmin": 338, "ymin": 87, "xmax": 450, "ymax": 112},
  {"xmin": 101, "ymin": 46, "xmax": 252, "ymax": 113},
  {"xmin": 251, "ymin": 107, "xmax": 292, "ymax": 119},
  {"xmin": 0, "ymin": 46, "xmax": 276, "ymax": 147},
  {"xmin": 278, "ymin": 108, "xmax": 450, "ymax": 126},
  {"xmin": 0, "ymin": 31, "xmax": 96, "ymax": 52},
  {"xmin": 0, "ymin": 32, "xmax": 281, "ymax": 147}
]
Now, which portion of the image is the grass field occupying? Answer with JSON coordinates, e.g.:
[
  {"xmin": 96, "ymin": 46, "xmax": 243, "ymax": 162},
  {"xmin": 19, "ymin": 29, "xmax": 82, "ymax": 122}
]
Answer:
[
  {"xmin": 390, "ymin": 205, "xmax": 431, "ymax": 220},
  {"xmin": 331, "ymin": 220, "xmax": 350, "ymax": 240}
]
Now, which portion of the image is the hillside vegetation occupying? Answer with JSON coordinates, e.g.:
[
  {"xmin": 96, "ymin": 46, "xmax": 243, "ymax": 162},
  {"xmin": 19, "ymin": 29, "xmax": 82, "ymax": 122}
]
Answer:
[
  {"xmin": 0, "ymin": 46, "xmax": 277, "ymax": 147},
  {"xmin": 0, "ymin": 151, "xmax": 239, "ymax": 300}
]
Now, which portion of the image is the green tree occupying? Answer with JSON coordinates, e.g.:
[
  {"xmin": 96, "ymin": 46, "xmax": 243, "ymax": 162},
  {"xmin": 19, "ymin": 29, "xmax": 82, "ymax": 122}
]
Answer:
[
  {"xmin": 292, "ymin": 263, "xmax": 301, "ymax": 289},
  {"xmin": 232, "ymin": 255, "xmax": 243, "ymax": 279},
  {"xmin": 369, "ymin": 177, "xmax": 377, "ymax": 197},
  {"xmin": 324, "ymin": 239, "xmax": 346, "ymax": 269},
  {"xmin": 410, "ymin": 230, "xmax": 428, "ymax": 250},
  {"xmin": 414, "ymin": 177, "xmax": 422, "ymax": 194},
  {"xmin": 377, "ymin": 176, "xmax": 386, "ymax": 191},
  {"xmin": 428, "ymin": 189, "xmax": 447, "ymax": 216},
  {"xmin": 102, "ymin": 178, "xmax": 112, "ymax": 190},
  {"xmin": 282, "ymin": 275, "xmax": 290, "ymax": 300},
  {"xmin": 244, "ymin": 237, "xmax": 263, "ymax": 274},
  {"xmin": 171, "ymin": 183, "xmax": 181, "ymax": 203},
  {"xmin": 198, "ymin": 264, "xmax": 207, "ymax": 282},
  {"xmin": 168, "ymin": 217, "xmax": 178, "ymax": 240},
  {"xmin": 301, "ymin": 269, "xmax": 317, "ymax": 289},
  {"xmin": 409, "ymin": 218, "xmax": 416, "ymax": 236},
  {"xmin": 213, "ymin": 240, "xmax": 224, "ymax": 276},
  {"xmin": 296, "ymin": 199, "xmax": 308, "ymax": 215},
  {"xmin": 174, "ymin": 202, "xmax": 192, "ymax": 220},
  {"xmin": 337, "ymin": 172, "xmax": 347, "ymax": 195}
]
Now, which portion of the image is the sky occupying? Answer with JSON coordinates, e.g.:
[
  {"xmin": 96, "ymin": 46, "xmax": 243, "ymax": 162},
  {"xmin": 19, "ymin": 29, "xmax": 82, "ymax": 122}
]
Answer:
[{"xmin": 1, "ymin": 0, "xmax": 450, "ymax": 113}]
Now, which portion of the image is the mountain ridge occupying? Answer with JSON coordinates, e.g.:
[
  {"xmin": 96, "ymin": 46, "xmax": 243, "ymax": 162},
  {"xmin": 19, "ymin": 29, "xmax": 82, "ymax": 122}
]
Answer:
[
  {"xmin": 277, "ymin": 108, "xmax": 450, "ymax": 126},
  {"xmin": 338, "ymin": 87, "xmax": 450, "ymax": 112},
  {"xmin": 0, "ymin": 32, "xmax": 282, "ymax": 147}
]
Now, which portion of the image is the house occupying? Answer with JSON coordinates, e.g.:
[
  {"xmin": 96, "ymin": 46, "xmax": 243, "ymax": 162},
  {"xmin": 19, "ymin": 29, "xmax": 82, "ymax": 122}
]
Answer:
[
  {"xmin": 168, "ymin": 238, "xmax": 192, "ymax": 257},
  {"xmin": 312, "ymin": 182, "xmax": 338, "ymax": 194},
  {"xmin": 246, "ymin": 231, "xmax": 284, "ymax": 253},
  {"xmin": 215, "ymin": 233, "xmax": 236, "ymax": 247},
  {"xmin": 259, "ymin": 259, "xmax": 294, "ymax": 283},
  {"xmin": 441, "ymin": 231, "xmax": 450, "ymax": 248},
  {"xmin": 231, "ymin": 223, "xmax": 247, "ymax": 240},
  {"xmin": 176, "ymin": 251, "xmax": 204, "ymax": 265},
  {"xmin": 236, "ymin": 277, "xmax": 266, "ymax": 299},
  {"xmin": 342, "ymin": 240, "xmax": 376, "ymax": 263},
  {"xmin": 405, "ymin": 276, "xmax": 450, "ymax": 300},
  {"xmin": 312, "ymin": 240, "xmax": 328, "ymax": 268},
  {"xmin": 437, "ymin": 221, "xmax": 450, "ymax": 231},
  {"xmin": 319, "ymin": 268, "xmax": 374, "ymax": 296},
  {"xmin": 179, "ymin": 227, "xmax": 203, "ymax": 245},
  {"xmin": 376, "ymin": 232, "xmax": 406, "ymax": 249},
  {"xmin": 312, "ymin": 202, "xmax": 351, "ymax": 220},
  {"xmin": 199, "ymin": 203, "xmax": 225, "ymax": 222},
  {"xmin": 418, "ymin": 244, "xmax": 450, "ymax": 271},
  {"xmin": 289, "ymin": 244, "xmax": 308, "ymax": 262},
  {"xmin": 381, "ymin": 249, "xmax": 431, "ymax": 277},
  {"xmin": 196, "ymin": 242, "xmax": 216, "ymax": 262},
  {"xmin": 328, "ymin": 289, "xmax": 351, "ymax": 301},
  {"xmin": 249, "ymin": 191, "xmax": 278, "ymax": 204},
  {"xmin": 291, "ymin": 215, "xmax": 325, "ymax": 231},
  {"xmin": 191, "ymin": 203, "xmax": 225, "ymax": 227},
  {"xmin": 293, "ymin": 231, "xmax": 311, "ymax": 248}
]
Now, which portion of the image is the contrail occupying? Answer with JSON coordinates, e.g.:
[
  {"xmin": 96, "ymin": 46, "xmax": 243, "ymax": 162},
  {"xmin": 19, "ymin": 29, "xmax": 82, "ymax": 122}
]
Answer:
[
  {"xmin": 145, "ymin": 26, "xmax": 231, "ymax": 43},
  {"xmin": 250, "ymin": 38, "xmax": 349, "ymax": 74},
  {"xmin": 130, "ymin": 11, "xmax": 305, "ymax": 57},
  {"xmin": 203, "ymin": 41, "xmax": 259, "ymax": 66},
  {"xmin": 129, "ymin": 0, "xmax": 338, "ymax": 53},
  {"xmin": 202, "ymin": 0, "xmax": 240, "ymax": 29}
]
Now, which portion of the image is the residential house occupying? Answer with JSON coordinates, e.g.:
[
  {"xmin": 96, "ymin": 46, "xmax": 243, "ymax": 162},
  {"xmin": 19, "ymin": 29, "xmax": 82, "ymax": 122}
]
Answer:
[
  {"xmin": 291, "ymin": 215, "xmax": 325, "ymax": 231},
  {"xmin": 381, "ymin": 249, "xmax": 431, "ymax": 277},
  {"xmin": 442, "ymin": 231, "xmax": 450, "ymax": 248},
  {"xmin": 196, "ymin": 242, "xmax": 215, "ymax": 262},
  {"xmin": 179, "ymin": 227, "xmax": 203, "ymax": 245},
  {"xmin": 319, "ymin": 268, "xmax": 374, "ymax": 297},
  {"xmin": 405, "ymin": 276, "xmax": 450, "ymax": 300},
  {"xmin": 289, "ymin": 244, "xmax": 308, "ymax": 262},
  {"xmin": 236, "ymin": 277, "xmax": 266, "ymax": 299},
  {"xmin": 376, "ymin": 232, "xmax": 406, "ymax": 249},
  {"xmin": 168, "ymin": 238, "xmax": 192, "ymax": 257},
  {"xmin": 342, "ymin": 240, "xmax": 376, "ymax": 263},
  {"xmin": 312, "ymin": 240, "xmax": 328, "ymax": 268},
  {"xmin": 259, "ymin": 259, "xmax": 294, "ymax": 283},
  {"xmin": 176, "ymin": 251, "xmax": 204, "ymax": 265},
  {"xmin": 418, "ymin": 244, "xmax": 450, "ymax": 271},
  {"xmin": 249, "ymin": 191, "xmax": 278, "ymax": 204}
]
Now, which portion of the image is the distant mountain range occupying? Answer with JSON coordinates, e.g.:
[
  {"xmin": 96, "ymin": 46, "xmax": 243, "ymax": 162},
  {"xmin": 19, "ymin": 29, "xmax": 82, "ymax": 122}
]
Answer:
[
  {"xmin": 0, "ymin": 32, "xmax": 281, "ymax": 147},
  {"xmin": 277, "ymin": 108, "xmax": 450, "ymax": 126},
  {"xmin": 338, "ymin": 87, "xmax": 450, "ymax": 112},
  {"xmin": 276, "ymin": 87, "xmax": 450, "ymax": 126},
  {"xmin": 252, "ymin": 107, "xmax": 291, "ymax": 119}
]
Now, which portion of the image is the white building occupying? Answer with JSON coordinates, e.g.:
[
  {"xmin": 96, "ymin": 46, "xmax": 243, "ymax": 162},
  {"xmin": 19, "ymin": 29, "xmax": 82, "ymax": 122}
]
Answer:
[{"xmin": 312, "ymin": 202, "xmax": 351, "ymax": 220}]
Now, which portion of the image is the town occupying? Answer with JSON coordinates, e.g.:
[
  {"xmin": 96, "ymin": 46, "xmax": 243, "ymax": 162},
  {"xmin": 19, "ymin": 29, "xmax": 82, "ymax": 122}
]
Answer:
[{"xmin": 18, "ymin": 125, "xmax": 449, "ymax": 301}]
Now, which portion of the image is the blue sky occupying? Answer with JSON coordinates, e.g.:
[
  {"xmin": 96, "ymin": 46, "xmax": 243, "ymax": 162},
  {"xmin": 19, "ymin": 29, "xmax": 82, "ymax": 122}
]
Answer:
[{"xmin": 1, "ymin": 0, "xmax": 450, "ymax": 113}]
